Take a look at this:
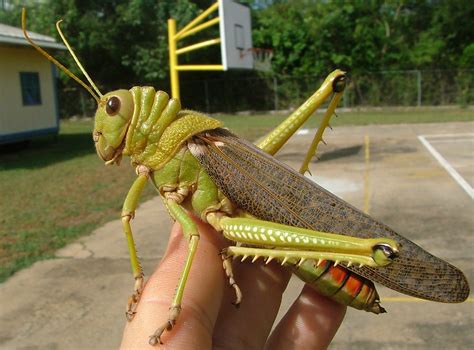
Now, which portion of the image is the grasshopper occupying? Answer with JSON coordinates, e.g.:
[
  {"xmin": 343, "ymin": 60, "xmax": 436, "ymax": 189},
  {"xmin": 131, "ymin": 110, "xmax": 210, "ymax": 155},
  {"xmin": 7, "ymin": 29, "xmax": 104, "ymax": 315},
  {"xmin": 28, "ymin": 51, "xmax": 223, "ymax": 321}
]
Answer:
[{"xmin": 22, "ymin": 9, "xmax": 469, "ymax": 345}]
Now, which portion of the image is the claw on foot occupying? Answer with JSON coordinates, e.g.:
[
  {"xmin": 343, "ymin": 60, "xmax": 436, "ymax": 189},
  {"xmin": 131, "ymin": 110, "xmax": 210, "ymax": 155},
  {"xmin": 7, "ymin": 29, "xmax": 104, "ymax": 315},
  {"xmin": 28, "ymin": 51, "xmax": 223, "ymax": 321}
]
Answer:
[
  {"xmin": 149, "ymin": 306, "xmax": 181, "ymax": 346},
  {"xmin": 148, "ymin": 321, "xmax": 171, "ymax": 346},
  {"xmin": 231, "ymin": 281, "xmax": 243, "ymax": 308},
  {"xmin": 125, "ymin": 276, "xmax": 144, "ymax": 322},
  {"xmin": 125, "ymin": 308, "xmax": 136, "ymax": 322}
]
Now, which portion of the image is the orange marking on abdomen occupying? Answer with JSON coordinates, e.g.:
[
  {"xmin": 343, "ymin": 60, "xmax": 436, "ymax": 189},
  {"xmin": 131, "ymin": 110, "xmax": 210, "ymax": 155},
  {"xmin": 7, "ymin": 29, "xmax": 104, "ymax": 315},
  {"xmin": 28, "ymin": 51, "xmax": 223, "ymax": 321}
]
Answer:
[
  {"xmin": 328, "ymin": 265, "xmax": 349, "ymax": 286},
  {"xmin": 342, "ymin": 273, "xmax": 365, "ymax": 297}
]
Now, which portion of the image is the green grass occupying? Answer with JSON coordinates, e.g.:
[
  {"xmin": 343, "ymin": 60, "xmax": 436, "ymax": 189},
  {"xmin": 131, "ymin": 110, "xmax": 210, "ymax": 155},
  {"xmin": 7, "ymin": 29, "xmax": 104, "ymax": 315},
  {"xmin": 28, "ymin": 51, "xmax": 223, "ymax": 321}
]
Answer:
[
  {"xmin": 0, "ymin": 120, "xmax": 156, "ymax": 282},
  {"xmin": 0, "ymin": 107, "xmax": 472, "ymax": 282},
  {"xmin": 217, "ymin": 107, "xmax": 474, "ymax": 140}
]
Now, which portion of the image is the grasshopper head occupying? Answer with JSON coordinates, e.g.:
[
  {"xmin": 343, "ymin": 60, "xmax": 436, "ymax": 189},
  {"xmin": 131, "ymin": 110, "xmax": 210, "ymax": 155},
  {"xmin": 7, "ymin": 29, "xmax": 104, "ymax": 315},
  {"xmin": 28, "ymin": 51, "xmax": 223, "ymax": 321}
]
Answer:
[
  {"xmin": 93, "ymin": 89, "xmax": 134, "ymax": 165},
  {"xmin": 22, "ymin": 10, "xmax": 135, "ymax": 165}
]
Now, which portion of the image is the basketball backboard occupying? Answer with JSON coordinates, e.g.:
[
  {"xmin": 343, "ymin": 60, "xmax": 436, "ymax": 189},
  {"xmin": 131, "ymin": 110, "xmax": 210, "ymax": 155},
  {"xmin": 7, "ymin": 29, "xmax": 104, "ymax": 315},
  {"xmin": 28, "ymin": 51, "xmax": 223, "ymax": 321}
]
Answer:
[{"xmin": 218, "ymin": 0, "xmax": 253, "ymax": 70}]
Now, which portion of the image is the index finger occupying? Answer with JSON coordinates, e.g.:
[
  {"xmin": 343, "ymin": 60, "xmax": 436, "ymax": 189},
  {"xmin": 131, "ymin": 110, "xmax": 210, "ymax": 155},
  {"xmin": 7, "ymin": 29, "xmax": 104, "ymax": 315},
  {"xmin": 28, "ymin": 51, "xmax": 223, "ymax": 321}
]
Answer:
[
  {"xmin": 265, "ymin": 284, "xmax": 346, "ymax": 349},
  {"xmin": 121, "ymin": 220, "xmax": 227, "ymax": 349}
]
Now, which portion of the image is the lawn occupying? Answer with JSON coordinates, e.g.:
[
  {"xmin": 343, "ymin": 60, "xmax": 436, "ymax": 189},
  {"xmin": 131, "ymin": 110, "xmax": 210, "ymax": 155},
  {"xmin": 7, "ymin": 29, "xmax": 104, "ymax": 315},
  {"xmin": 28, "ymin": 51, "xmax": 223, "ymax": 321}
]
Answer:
[
  {"xmin": 219, "ymin": 107, "xmax": 474, "ymax": 140},
  {"xmin": 0, "ymin": 121, "xmax": 155, "ymax": 282},
  {"xmin": 0, "ymin": 107, "xmax": 473, "ymax": 282}
]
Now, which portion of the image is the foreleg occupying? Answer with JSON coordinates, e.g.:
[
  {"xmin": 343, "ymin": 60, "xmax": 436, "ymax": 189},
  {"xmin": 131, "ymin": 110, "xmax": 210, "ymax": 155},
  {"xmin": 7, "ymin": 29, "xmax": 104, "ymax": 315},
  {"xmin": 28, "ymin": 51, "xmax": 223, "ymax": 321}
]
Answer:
[{"xmin": 122, "ymin": 166, "xmax": 150, "ymax": 321}]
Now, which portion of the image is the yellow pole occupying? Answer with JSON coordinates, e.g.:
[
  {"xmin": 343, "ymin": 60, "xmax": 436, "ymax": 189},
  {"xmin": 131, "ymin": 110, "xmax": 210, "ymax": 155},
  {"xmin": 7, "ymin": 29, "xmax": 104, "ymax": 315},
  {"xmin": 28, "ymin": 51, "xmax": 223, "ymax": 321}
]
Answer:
[
  {"xmin": 167, "ymin": 2, "xmax": 223, "ymax": 101},
  {"xmin": 176, "ymin": 65, "xmax": 224, "ymax": 71},
  {"xmin": 176, "ymin": 38, "xmax": 221, "ymax": 55},
  {"xmin": 168, "ymin": 18, "xmax": 180, "ymax": 100},
  {"xmin": 176, "ymin": 2, "xmax": 219, "ymax": 38},
  {"xmin": 176, "ymin": 17, "xmax": 220, "ymax": 40}
]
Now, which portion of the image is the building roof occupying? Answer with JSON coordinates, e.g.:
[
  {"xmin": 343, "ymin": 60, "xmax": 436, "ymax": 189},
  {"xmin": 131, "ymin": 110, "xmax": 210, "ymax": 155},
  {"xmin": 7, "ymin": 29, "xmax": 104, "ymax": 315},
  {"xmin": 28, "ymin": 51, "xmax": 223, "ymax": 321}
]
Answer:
[{"xmin": 0, "ymin": 22, "xmax": 65, "ymax": 49}]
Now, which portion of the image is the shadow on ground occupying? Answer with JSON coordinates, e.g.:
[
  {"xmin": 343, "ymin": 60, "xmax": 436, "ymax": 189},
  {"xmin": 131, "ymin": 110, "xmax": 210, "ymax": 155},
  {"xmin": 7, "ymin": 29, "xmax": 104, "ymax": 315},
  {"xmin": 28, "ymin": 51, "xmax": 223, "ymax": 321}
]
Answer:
[
  {"xmin": 0, "ymin": 133, "xmax": 94, "ymax": 170},
  {"xmin": 276, "ymin": 145, "xmax": 363, "ymax": 163}
]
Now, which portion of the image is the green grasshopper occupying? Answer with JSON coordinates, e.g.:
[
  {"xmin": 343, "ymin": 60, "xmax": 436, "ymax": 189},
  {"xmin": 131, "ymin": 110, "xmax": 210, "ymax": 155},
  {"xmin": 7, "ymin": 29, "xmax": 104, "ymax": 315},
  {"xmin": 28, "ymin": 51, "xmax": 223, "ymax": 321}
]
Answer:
[{"xmin": 22, "ymin": 9, "xmax": 469, "ymax": 345}]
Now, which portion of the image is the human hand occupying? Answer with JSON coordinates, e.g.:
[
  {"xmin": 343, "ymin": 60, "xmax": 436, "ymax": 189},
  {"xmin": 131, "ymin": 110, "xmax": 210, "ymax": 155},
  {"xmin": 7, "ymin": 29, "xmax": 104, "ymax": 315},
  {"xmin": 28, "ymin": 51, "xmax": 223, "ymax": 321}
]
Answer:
[{"xmin": 121, "ymin": 220, "xmax": 346, "ymax": 349}]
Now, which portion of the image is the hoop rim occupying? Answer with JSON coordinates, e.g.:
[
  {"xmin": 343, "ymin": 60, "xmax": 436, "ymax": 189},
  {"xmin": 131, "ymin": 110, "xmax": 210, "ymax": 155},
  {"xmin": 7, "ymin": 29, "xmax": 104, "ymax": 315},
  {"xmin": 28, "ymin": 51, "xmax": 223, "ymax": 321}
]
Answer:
[
  {"xmin": 247, "ymin": 48, "xmax": 273, "ymax": 72},
  {"xmin": 239, "ymin": 47, "xmax": 274, "ymax": 58}
]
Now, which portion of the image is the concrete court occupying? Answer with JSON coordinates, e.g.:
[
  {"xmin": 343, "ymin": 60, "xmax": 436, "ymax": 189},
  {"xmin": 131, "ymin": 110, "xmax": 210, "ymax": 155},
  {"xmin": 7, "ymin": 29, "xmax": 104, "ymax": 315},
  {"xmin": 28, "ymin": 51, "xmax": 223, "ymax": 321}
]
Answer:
[{"xmin": 0, "ymin": 122, "xmax": 473, "ymax": 349}]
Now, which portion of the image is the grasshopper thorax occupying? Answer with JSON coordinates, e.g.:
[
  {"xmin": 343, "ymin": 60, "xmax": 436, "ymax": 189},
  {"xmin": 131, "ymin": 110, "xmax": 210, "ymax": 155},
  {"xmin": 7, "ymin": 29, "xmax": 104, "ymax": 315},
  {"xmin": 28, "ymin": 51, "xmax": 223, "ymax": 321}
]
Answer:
[{"xmin": 93, "ymin": 89, "xmax": 134, "ymax": 165}]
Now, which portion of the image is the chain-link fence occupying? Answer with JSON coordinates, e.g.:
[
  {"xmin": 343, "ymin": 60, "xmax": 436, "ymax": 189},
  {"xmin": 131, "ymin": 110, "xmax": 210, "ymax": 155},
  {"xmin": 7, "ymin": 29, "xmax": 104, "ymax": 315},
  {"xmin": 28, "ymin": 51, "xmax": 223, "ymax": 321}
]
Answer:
[
  {"xmin": 59, "ymin": 87, "xmax": 98, "ymax": 119},
  {"xmin": 59, "ymin": 69, "xmax": 473, "ymax": 117}
]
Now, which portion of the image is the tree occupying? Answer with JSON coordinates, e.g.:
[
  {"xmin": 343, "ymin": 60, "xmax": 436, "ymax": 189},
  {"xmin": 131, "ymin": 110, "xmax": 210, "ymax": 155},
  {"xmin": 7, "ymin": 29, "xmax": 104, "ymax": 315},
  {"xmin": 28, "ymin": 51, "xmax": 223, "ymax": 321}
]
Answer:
[{"xmin": 1, "ymin": 0, "xmax": 202, "ymax": 91}]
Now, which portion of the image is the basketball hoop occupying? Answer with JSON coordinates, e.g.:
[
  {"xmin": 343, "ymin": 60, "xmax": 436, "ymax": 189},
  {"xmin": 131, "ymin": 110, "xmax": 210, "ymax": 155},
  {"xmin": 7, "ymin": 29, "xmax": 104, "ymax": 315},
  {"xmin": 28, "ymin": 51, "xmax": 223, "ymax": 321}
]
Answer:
[{"xmin": 240, "ymin": 48, "xmax": 273, "ymax": 72}]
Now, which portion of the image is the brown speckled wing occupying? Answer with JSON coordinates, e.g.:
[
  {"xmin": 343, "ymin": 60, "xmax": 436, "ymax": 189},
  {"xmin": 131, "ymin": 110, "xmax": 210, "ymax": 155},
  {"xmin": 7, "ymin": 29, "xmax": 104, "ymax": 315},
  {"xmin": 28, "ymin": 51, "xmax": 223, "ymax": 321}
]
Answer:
[{"xmin": 189, "ymin": 128, "xmax": 469, "ymax": 303}]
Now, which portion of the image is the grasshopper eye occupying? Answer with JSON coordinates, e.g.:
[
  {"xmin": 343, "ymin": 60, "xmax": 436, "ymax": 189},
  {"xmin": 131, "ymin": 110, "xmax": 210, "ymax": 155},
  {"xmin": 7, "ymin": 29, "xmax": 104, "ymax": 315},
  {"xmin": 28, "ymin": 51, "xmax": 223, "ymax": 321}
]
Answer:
[{"xmin": 106, "ymin": 96, "xmax": 121, "ymax": 116}]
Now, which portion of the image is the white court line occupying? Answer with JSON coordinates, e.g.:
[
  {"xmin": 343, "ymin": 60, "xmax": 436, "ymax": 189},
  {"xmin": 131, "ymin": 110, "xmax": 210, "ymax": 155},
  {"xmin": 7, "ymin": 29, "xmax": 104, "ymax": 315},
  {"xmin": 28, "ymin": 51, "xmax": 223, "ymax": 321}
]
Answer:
[
  {"xmin": 296, "ymin": 128, "xmax": 310, "ymax": 135},
  {"xmin": 421, "ymin": 133, "xmax": 474, "ymax": 138},
  {"xmin": 418, "ymin": 134, "xmax": 474, "ymax": 200},
  {"xmin": 429, "ymin": 139, "xmax": 473, "ymax": 143}
]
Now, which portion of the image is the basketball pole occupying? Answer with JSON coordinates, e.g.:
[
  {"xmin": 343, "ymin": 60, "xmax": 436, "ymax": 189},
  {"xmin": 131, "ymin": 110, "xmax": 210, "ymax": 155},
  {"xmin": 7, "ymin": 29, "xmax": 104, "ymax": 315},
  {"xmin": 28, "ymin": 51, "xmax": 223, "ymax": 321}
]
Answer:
[
  {"xmin": 167, "ymin": 19, "xmax": 180, "ymax": 100},
  {"xmin": 167, "ymin": 1, "xmax": 224, "ymax": 101}
]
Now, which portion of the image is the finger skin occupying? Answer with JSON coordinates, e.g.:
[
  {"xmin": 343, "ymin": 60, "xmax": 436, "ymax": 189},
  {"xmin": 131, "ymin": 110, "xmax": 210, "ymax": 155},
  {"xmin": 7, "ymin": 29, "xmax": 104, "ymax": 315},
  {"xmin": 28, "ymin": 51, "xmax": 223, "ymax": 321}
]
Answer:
[
  {"xmin": 121, "ymin": 220, "xmax": 226, "ymax": 349},
  {"xmin": 213, "ymin": 261, "xmax": 291, "ymax": 350},
  {"xmin": 265, "ymin": 284, "xmax": 346, "ymax": 350}
]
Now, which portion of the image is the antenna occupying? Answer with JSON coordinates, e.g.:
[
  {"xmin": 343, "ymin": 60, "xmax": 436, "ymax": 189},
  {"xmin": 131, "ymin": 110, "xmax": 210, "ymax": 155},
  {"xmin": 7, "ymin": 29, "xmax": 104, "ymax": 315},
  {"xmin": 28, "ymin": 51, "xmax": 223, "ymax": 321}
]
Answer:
[{"xmin": 21, "ymin": 8, "xmax": 100, "ymax": 103}]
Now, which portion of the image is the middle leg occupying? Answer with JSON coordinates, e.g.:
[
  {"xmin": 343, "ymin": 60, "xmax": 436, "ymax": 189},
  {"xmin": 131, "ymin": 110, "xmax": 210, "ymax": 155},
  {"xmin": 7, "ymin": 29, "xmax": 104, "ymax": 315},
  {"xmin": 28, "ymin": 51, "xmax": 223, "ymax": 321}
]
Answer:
[{"xmin": 148, "ymin": 197, "xmax": 201, "ymax": 345}]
